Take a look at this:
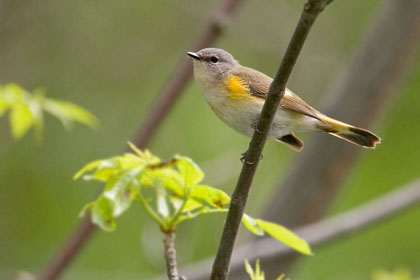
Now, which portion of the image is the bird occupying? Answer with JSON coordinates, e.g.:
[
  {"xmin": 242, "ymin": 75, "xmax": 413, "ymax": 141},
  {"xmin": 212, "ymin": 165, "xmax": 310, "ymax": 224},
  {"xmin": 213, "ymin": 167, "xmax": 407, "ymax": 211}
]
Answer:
[{"xmin": 187, "ymin": 48, "xmax": 380, "ymax": 151}]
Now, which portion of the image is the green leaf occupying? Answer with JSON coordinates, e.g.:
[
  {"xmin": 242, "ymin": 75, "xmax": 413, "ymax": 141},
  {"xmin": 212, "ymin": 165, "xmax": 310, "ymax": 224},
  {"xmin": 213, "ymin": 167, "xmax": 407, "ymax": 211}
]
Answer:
[
  {"xmin": 51, "ymin": 99, "xmax": 98, "ymax": 128},
  {"xmin": 244, "ymin": 259, "xmax": 265, "ymax": 280},
  {"xmin": 90, "ymin": 196, "xmax": 116, "ymax": 231},
  {"xmin": 169, "ymin": 196, "xmax": 202, "ymax": 213},
  {"xmin": 4, "ymin": 83, "xmax": 26, "ymax": 99},
  {"xmin": 42, "ymin": 98, "xmax": 98, "ymax": 130},
  {"xmin": 244, "ymin": 259, "xmax": 254, "ymax": 279},
  {"xmin": 103, "ymin": 169, "xmax": 141, "ymax": 216},
  {"xmin": 81, "ymin": 169, "xmax": 142, "ymax": 231},
  {"xmin": 118, "ymin": 153, "xmax": 147, "ymax": 169},
  {"xmin": 9, "ymin": 101, "xmax": 34, "ymax": 139},
  {"xmin": 74, "ymin": 157, "xmax": 122, "ymax": 182},
  {"xmin": 191, "ymin": 185, "xmax": 230, "ymax": 208},
  {"xmin": 175, "ymin": 157, "xmax": 204, "ymax": 187},
  {"xmin": 256, "ymin": 219, "xmax": 312, "ymax": 255},
  {"xmin": 29, "ymin": 94, "xmax": 44, "ymax": 143},
  {"xmin": 242, "ymin": 214, "xmax": 264, "ymax": 236},
  {"xmin": 73, "ymin": 159, "xmax": 103, "ymax": 180},
  {"xmin": 143, "ymin": 168, "xmax": 184, "ymax": 195},
  {"xmin": 156, "ymin": 186, "xmax": 170, "ymax": 218},
  {"xmin": 74, "ymin": 154, "xmax": 146, "ymax": 182}
]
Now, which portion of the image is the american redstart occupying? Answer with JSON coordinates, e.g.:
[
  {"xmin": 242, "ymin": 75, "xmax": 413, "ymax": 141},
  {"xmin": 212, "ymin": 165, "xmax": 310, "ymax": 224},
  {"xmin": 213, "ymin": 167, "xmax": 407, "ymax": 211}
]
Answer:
[{"xmin": 187, "ymin": 48, "xmax": 380, "ymax": 151}]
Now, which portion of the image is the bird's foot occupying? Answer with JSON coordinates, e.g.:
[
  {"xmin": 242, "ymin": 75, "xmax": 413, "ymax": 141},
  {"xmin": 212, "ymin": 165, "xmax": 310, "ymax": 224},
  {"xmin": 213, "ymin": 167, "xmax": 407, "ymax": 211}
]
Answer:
[
  {"xmin": 251, "ymin": 119, "xmax": 263, "ymax": 134},
  {"xmin": 240, "ymin": 151, "xmax": 263, "ymax": 165}
]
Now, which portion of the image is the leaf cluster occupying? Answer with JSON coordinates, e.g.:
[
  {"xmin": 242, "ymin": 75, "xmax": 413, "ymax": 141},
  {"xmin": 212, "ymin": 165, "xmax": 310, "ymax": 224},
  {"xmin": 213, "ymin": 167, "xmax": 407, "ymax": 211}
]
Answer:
[
  {"xmin": 0, "ymin": 83, "xmax": 98, "ymax": 141},
  {"xmin": 75, "ymin": 143, "xmax": 312, "ymax": 255},
  {"xmin": 245, "ymin": 259, "xmax": 288, "ymax": 280}
]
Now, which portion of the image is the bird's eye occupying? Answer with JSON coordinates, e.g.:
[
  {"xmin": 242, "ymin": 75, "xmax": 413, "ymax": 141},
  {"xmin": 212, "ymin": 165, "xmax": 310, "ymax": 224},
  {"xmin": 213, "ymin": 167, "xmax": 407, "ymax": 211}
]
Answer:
[{"xmin": 210, "ymin": 56, "xmax": 219, "ymax": 63}]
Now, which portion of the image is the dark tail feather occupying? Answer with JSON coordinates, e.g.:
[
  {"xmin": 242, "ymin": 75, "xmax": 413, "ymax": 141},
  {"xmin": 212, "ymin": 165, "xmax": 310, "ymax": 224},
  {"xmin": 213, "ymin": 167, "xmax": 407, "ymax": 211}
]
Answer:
[{"xmin": 318, "ymin": 115, "xmax": 381, "ymax": 148}]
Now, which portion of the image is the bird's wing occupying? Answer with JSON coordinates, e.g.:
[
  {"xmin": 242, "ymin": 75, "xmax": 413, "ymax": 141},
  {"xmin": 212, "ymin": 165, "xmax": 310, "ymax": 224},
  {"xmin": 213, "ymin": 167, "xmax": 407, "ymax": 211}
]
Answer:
[{"xmin": 234, "ymin": 66, "xmax": 322, "ymax": 121}]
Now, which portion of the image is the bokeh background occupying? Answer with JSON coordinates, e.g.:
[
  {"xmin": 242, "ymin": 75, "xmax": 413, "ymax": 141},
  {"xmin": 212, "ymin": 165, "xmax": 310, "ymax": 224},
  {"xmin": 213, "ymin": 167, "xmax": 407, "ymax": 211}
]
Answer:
[{"xmin": 1, "ymin": 0, "xmax": 420, "ymax": 279}]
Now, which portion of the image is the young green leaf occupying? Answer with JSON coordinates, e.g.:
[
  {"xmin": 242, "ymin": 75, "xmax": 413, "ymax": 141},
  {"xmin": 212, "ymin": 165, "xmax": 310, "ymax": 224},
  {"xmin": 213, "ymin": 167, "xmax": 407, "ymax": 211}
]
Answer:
[
  {"xmin": 29, "ymin": 97, "xmax": 44, "ymax": 143},
  {"xmin": 169, "ymin": 196, "xmax": 202, "ymax": 213},
  {"xmin": 43, "ymin": 98, "xmax": 98, "ymax": 129},
  {"xmin": 103, "ymin": 169, "xmax": 141, "ymax": 216},
  {"xmin": 89, "ymin": 196, "xmax": 116, "ymax": 231},
  {"xmin": 242, "ymin": 214, "xmax": 264, "ymax": 236},
  {"xmin": 244, "ymin": 259, "xmax": 265, "ymax": 280},
  {"xmin": 156, "ymin": 186, "xmax": 170, "ymax": 218},
  {"xmin": 1, "ymin": 83, "xmax": 99, "ymax": 142},
  {"xmin": 77, "ymin": 146, "xmax": 233, "ymax": 233},
  {"xmin": 190, "ymin": 185, "xmax": 231, "ymax": 208},
  {"xmin": 9, "ymin": 102, "xmax": 34, "ymax": 139},
  {"xmin": 80, "ymin": 169, "xmax": 141, "ymax": 231},
  {"xmin": 244, "ymin": 259, "xmax": 254, "ymax": 278},
  {"xmin": 256, "ymin": 219, "xmax": 312, "ymax": 255},
  {"xmin": 175, "ymin": 157, "xmax": 204, "ymax": 187},
  {"xmin": 143, "ymin": 168, "xmax": 184, "ymax": 195},
  {"xmin": 73, "ymin": 159, "xmax": 108, "ymax": 180}
]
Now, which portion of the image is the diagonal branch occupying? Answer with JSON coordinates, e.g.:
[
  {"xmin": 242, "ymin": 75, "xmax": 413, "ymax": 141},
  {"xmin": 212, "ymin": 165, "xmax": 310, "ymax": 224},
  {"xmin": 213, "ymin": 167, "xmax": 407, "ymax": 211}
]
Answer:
[
  {"xmin": 36, "ymin": 1, "xmax": 243, "ymax": 279},
  {"xmin": 179, "ymin": 179, "xmax": 420, "ymax": 280},
  {"xmin": 210, "ymin": 1, "xmax": 335, "ymax": 279}
]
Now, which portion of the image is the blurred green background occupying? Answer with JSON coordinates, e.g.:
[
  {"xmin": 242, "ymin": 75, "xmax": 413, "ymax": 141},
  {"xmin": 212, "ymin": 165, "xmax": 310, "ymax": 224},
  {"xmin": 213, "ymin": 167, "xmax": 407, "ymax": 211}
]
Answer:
[{"xmin": 1, "ymin": 0, "xmax": 419, "ymax": 279}]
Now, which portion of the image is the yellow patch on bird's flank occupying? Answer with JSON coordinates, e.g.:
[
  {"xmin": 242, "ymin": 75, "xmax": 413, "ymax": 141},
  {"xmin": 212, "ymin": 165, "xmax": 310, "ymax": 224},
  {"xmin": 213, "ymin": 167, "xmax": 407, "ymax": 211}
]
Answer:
[{"xmin": 225, "ymin": 75, "xmax": 253, "ymax": 100}]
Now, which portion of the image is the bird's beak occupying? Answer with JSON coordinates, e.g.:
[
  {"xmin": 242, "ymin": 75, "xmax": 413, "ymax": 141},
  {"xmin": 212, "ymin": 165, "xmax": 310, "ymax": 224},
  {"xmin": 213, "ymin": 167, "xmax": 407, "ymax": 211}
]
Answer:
[{"xmin": 187, "ymin": 52, "xmax": 201, "ymax": 61}]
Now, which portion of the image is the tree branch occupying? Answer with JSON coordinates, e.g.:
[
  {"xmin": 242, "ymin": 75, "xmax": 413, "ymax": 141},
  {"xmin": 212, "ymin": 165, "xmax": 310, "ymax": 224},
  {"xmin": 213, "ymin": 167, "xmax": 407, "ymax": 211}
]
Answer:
[
  {"xmin": 210, "ymin": 1, "xmax": 335, "ymax": 279},
  {"xmin": 36, "ymin": 1, "xmax": 243, "ymax": 279},
  {"xmin": 178, "ymin": 179, "xmax": 420, "ymax": 280},
  {"xmin": 164, "ymin": 232, "xmax": 185, "ymax": 280}
]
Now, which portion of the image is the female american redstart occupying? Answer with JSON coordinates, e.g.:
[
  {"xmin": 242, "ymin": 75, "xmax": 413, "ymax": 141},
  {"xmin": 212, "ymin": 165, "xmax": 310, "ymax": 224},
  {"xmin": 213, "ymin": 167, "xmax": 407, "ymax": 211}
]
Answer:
[{"xmin": 187, "ymin": 48, "xmax": 380, "ymax": 151}]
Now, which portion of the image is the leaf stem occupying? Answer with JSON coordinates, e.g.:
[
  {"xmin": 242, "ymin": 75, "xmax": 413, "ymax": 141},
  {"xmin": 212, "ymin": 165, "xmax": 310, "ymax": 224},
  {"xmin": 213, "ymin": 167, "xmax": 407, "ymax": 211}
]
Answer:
[
  {"xmin": 137, "ymin": 193, "xmax": 166, "ymax": 227},
  {"xmin": 169, "ymin": 190, "xmax": 190, "ymax": 229}
]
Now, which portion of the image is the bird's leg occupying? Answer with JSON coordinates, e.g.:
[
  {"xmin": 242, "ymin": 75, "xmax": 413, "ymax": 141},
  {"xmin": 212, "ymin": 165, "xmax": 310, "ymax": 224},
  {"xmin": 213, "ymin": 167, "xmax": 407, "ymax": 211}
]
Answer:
[
  {"xmin": 251, "ymin": 119, "xmax": 263, "ymax": 134},
  {"xmin": 240, "ymin": 151, "xmax": 263, "ymax": 164}
]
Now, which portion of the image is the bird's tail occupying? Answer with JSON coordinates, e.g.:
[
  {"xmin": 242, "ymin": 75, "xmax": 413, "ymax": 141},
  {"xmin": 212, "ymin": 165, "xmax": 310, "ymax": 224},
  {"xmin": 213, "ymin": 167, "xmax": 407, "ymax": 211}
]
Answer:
[{"xmin": 317, "ymin": 115, "xmax": 381, "ymax": 148}]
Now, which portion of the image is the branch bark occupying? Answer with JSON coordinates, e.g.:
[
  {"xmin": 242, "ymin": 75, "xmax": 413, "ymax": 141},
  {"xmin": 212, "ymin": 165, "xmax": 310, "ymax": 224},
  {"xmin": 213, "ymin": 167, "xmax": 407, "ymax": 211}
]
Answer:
[
  {"xmin": 37, "ymin": 1, "xmax": 243, "ymax": 279},
  {"xmin": 164, "ymin": 232, "xmax": 185, "ymax": 280},
  {"xmin": 210, "ymin": 1, "xmax": 335, "ymax": 279},
  {"xmin": 258, "ymin": 0, "xmax": 420, "ymax": 276},
  {"xmin": 178, "ymin": 179, "xmax": 420, "ymax": 280}
]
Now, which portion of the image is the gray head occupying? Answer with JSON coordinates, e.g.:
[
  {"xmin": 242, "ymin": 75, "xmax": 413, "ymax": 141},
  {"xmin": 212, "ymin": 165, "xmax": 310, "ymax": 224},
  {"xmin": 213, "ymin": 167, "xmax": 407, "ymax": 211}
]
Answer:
[{"xmin": 187, "ymin": 48, "xmax": 239, "ymax": 83}]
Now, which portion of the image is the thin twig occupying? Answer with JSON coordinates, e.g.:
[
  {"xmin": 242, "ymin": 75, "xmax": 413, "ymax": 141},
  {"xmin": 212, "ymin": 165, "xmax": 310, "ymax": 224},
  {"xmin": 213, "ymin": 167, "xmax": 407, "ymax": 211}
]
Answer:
[
  {"xmin": 178, "ymin": 179, "xmax": 420, "ymax": 280},
  {"xmin": 210, "ymin": 1, "xmax": 335, "ymax": 279},
  {"xmin": 164, "ymin": 232, "xmax": 185, "ymax": 280},
  {"xmin": 36, "ymin": 1, "xmax": 243, "ymax": 279}
]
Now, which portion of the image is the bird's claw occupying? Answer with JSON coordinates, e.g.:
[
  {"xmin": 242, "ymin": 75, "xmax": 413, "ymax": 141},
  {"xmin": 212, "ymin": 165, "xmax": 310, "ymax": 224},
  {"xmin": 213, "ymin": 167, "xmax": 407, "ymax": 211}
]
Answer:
[
  {"xmin": 251, "ymin": 120, "xmax": 263, "ymax": 134},
  {"xmin": 240, "ymin": 151, "xmax": 263, "ymax": 165}
]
